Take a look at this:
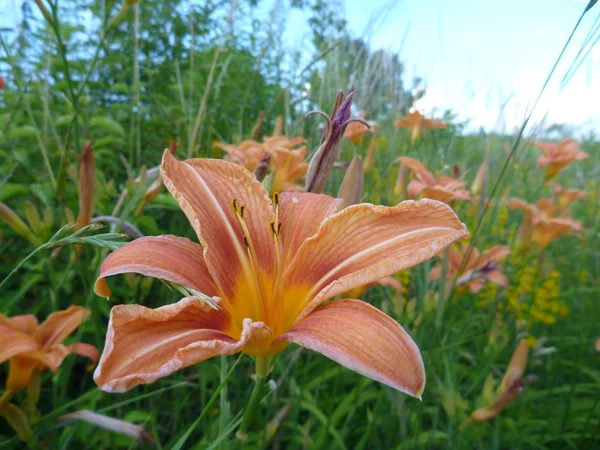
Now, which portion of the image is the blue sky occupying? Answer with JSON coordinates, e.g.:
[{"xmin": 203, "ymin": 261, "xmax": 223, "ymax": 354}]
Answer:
[
  {"xmin": 2, "ymin": 0, "xmax": 599, "ymax": 134},
  {"xmin": 281, "ymin": 0, "xmax": 600, "ymax": 134}
]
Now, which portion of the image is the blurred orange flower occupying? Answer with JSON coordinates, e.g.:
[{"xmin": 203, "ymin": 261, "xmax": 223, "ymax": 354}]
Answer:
[
  {"xmin": 507, "ymin": 198, "xmax": 582, "ymax": 248},
  {"xmin": 547, "ymin": 182, "xmax": 587, "ymax": 207},
  {"xmin": 394, "ymin": 111, "xmax": 446, "ymax": 142},
  {"xmin": 0, "ymin": 306, "xmax": 98, "ymax": 393},
  {"xmin": 429, "ymin": 242, "xmax": 510, "ymax": 293},
  {"xmin": 534, "ymin": 139, "xmax": 589, "ymax": 179},
  {"xmin": 343, "ymin": 113, "xmax": 371, "ymax": 144},
  {"xmin": 269, "ymin": 147, "xmax": 309, "ymax": 194},
  {"xmin": 395, "ymin": 157, "xmax": 470, "ymax": 203}
]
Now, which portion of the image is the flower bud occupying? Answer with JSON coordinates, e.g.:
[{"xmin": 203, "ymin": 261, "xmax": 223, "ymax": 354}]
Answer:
[
  {"xmin": 471, "ymin": 162, "xmax": 487, "ymax": 195},
  {"xmin": 0, "ymin": 75, "xmax": 5, "ymax": 91},
  {"xmin": 135, "ymin": 141, "xmax": 177, "ymax": 215},
  {"xmin": 58, "ymin": 410, "xmax": 154, "ymax": 444},
  {"xmin": 250, "ymin": 111, "xmax": 266, "ymax": 141},
  {"xmin": 272, "ymin": 116, "xmax": 284, "ymax": 137},
  {"xmin": 305, "ymin": 87, "xmax": 369, "ymax": 193},
  {"xmin": 337, "ymin": 156, "xmax": 364, "ymax": 210},
  {"xmin": 75, "ymin": 143, "xmax": 95, "ymax": 230},
  {"xmin": 0, "ymin": 202, "xmax": 41, "ymax": 246},
  {"xmin": 393, "ymin": 164, "xmax": 409, "ymax": 199},
  {"xmin": 24, "ymin": 201, "xmax": 44, "ymax": 236}
]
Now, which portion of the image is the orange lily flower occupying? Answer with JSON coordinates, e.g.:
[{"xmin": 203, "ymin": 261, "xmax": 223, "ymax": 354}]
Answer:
[
  {"xmin": 547, "ymin": 182, "xmax": 587, "ymax": 207},
  {"xmin": 461, "ymin": 340, "xmax": 528, "ymax": 429},
  {"xmin": 0, "ymin": 306, "xmax": 98, "ymax": 393},
  {"xmin": 394, "ymin": 111, "xmax": 446, "ymax": 142},
  {"xmin": 214, "ymin": 140, "xmax": 267, "ymax": 172},
  {"xmin": 507, "ymin": 198, "xmax": 582, "ymax": 248},
  {"xmin": 92, "ymin": 151, "xmax": 468, "ymax": 394},
  {"xmin": 395, "ymin": 157, "xmax": 470, "ymax": 203},
  {"xmin": 534, "ymin": 139, "xmax": 589, "ymax": 179},
  {"xmin": 269, "ymin": 147, "xmax": 309, "ymax": 194},
  {"xmin": 429, "ymin": 243, "xmax": 510, "ymax": 293},
  {"xmin": 343, "ymin": 113, "xmax": 371, "ymax": 144}
]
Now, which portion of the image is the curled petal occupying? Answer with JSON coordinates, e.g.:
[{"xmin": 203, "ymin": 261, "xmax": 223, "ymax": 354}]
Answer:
[
  {"xmin": 94, "ymin": 235, "xmax": 216, "ymax": 298},
  {"xmin": 39, "ymin": 306, "xmax": 89, "ymax": 348},
  {"xmin": 284, "ymin": 199, "xmax": 468, "ymax": 326},
  {"xmin": 66, "ymin": 343, "xmax": 99, "ymax": 367},
  {"xmin": 93, "ymin": 297, "xmax": 264, "ymax": 392},
  {"xmin": 279, "ymin": 299, "xmax": 425, "ymax": 397}
]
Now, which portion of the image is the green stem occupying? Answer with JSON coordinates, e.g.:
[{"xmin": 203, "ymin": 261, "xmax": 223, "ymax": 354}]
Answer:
[{"xmin": 238, "ymin": 355, "xmax": 270, "ymax": 439}]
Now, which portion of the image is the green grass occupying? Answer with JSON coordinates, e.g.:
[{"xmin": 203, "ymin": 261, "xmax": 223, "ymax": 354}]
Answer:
[{"xmin": 1, "ymin": 0, "xmax": 599, "ymax": 448}]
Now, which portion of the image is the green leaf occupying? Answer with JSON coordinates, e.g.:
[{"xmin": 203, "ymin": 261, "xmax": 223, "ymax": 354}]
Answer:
[
  {"xmin": 9, "ymin": 125, "xmax": 38, "ymax": 139},
  {"xmin": 89, "ymin": 116, "xmax": 126, "ymax": 138}
]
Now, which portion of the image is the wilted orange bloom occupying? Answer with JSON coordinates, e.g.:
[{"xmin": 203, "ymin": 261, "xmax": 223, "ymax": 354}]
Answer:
[
  {"xmin": 394, "ymin": 111, "xmax": 446, "ymax": 142},
  {"xmin": 507, "ymin": 198, "xmax": 582, "ymax": 248},
  {"xmin": 343, "ymin": 113, "xmax": 371, "ymax": 144},
  {"xmin": 92, "ymin": 150, "xmax": 467, "ymax": 394},
  {"xmin": 429, "ymin": 243, "xmax": 510, "ymax": 293},
  {"xmin": 395, "ymin": 157, "xmax": 470, "ymax": 203},
  {"xmin": 547, "ymin": 182, "xmax": 586, "ymax": 207},
  {"xmin": 0, "ymin": 306, "xmax": 98, "ymax": 393},
  {"xmin": 269, "ymin": 147, "xmax": 309, "ymax": 194},
  {"xmin": 534, "ymin": 139, "xmax": 589, "ymax": 179},
  {"xmin": 461, "ymin": 340, "xmax": 528, "ymax": 429}
]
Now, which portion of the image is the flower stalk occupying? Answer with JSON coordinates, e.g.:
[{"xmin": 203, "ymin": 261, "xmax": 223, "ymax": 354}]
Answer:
[{"xmin": 237, "ymin": 355, "xmax": 270, "ymax": 439}]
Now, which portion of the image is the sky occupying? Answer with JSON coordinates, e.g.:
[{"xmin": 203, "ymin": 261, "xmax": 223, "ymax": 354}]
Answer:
[
  {"xmin": 281, "ymin": 0, "xmax": 600, "ymax": 135},
  {"xmin": 2, "ymin": 0, "xmax": 599, "ymax": 135}
]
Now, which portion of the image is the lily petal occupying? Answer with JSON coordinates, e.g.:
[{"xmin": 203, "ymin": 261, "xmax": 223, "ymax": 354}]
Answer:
[
  {"xmin": 285, "ymin": 199, "xmax": 468, "ymax": 325},
  {"xmin": 94, "ymin": 235, "xmax": 216, "ymax": 298},
  {"xmin": 279, "ymin": 299, "xmax": 425, "ymax": 397},
  {"xmin": 160, "ymin": 151, "xmax": 275, "ymax": 302},
  {"xmin": 39, "ymin": 306, "xmax": 89, "ymax": 348},
  {"xmin": 0, "ymin": 332, "xmax": 40, "ymax": 364},
  {"xmin": 279, "ymin": 192, "xmax": 341, "ymax": 264},
  {"xmin": 94, "ymin": 297, "xmax": 264, "ymax": 392}
]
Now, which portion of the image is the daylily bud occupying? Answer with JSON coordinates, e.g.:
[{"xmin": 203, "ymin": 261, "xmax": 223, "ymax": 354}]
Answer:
[
  {"xmin": 337, "ymin": 156, "xmax": 364, "ymax": 210},
  {"xmin": 471, "ymin": 162, "xmax": 487, "ymax": 195},
  {"xmin": 24, "ymin": 201, "xmax": 44, "ymax": 236},
  {"xmin": 0, "ymin": 202, "xmax": 41, "ymax": 246},
  {"xmin": 272, "ymin": 116, "xmax": 284, "ymax": 137},
  {"xmin": 250, "ymin": 111, "xmax": 266, "ymax": 141},
  {"xmin": 43, "ymin": 206, "xmax": 55, "ymax": 230},
  {"xmin": 75, "ymin": 143, "xmax": 95, "ymax": 230},
  {"xmin": 305, "ymin": 87, "xmax": 369, "ymax": 193},
  {"xmin": 135, "ymin": 142, "xmax": 177, "ymax": 215},
  {"xmin": 58, "ymin": 410, "xmax": 154, "ymax": 444},
  {"xmin": 0, "ymin": 75, "xmax": 5, "ymax": 91},
  {"xmin": 394, "ymin": 163, "xmax": 409, "ymax": 198},
  {"xmin": 517, "ymin": 210, "xmax": 533, "ymax": 253},
  {"xmin": 364, "ymin": 134, "xmax": 378, "ymax": 172}
]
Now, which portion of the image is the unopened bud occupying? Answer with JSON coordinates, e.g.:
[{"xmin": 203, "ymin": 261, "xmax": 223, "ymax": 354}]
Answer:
[
  {"xmin": 517, "ymin": 210, "xmax": 533, "ymax": 253},
  {"xmin": 272, "ymin": 116, "xmax": 284, "ymax": 137},
  {"xmin": 75, "ymin": 143, "xmax": 95, "ymax": 230},
  {"xmin": 58, "ymin": 410, "xmax": 154, "ymax": 444},
  {"xmin": 43, "ymin": 206, "xmax": 54, "ymax": 230},
  {"xmin": 250, "ymin": 112, "xmax": 266, "ymax": 141},
  {"xmin": 364, "ymin": 135, "xmax": 378, "ymax": 172},
  {"xmin": 0, "ymin": 75, "xmax": 5, "ymax": 91},
  {"xmin": 0, "ymin": 202, "xmax": 41, "ymax": 246},
  {"xmin": 305, "ymin": 86, "xmax": 369, "ymax": 193},
  {"xmin": 393, "ymin": 164, "xmax": 409, "ymax": 198},
  {"xmin": 135, "ymin": 142, "xmax": 176, "ymax": 215},
  {"xmin": 337, "ymin": 156, "xmax": 364, "ymax": 210},
  {"xmin": 471, "ymin": 162, "xmax": 487, "ymax": 195},
  {"xmin": 24, "ymin": 201, "xmax": 44, "ymax": 236}
]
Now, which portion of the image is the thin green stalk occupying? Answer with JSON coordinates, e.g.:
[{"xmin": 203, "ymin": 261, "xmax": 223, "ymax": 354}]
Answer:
[{"xmin": 237, "ymin": 355, "xmax": 270, "ymax": 439}]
